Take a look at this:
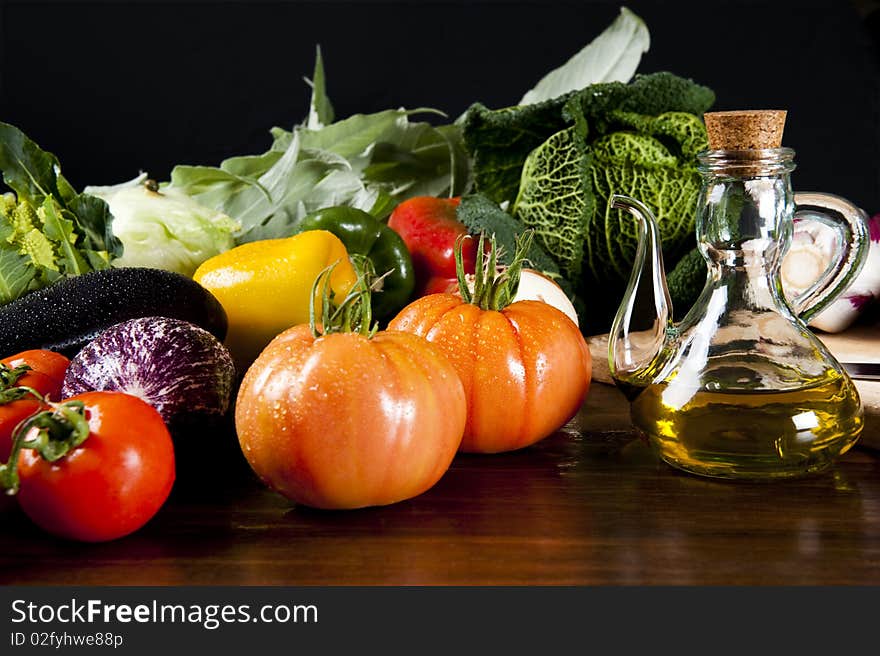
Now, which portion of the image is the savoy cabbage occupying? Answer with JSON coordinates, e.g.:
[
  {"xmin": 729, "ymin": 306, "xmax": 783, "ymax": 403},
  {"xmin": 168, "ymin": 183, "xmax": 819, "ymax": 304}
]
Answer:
[{"xmin": 463, "ymin": 72, "xmax": 714, "ymax": 332}]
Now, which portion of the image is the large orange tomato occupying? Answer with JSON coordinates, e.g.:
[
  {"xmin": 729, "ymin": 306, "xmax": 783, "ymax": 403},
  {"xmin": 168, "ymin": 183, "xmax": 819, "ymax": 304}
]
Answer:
[
  {"xmin": 388, "ymin": 293, "xmax": 591, "ymax": 453},
  {"xmin": 235, "ymin": 325, "xmax": 466, "ymax": 510}
]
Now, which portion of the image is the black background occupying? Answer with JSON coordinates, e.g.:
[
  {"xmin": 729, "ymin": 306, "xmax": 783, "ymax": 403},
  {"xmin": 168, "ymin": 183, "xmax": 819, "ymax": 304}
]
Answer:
[{"xmin": 1, "ymin": 0, "xmax": 879, "ymax": 212}]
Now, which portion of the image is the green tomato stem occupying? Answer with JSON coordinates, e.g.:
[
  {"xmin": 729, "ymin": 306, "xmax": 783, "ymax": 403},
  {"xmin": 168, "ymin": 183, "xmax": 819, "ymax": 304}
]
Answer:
[
  {"xmin": 455, "ymin": 230, "xmax": 535, "ymax": 311},
  {"xmin": 309, "ymin": 257, "xmax": 378, "ymax": 339},
  {"xmin": 0, "ymin": 363, "xmax": 31, "ymax": 396},
  {"xmin": 0, "ymin": 399, "xmax": 90, "ymax": 495},
  {"xmin": 455, "ymin": 235, "xmax": 473, "ymax": 304}
]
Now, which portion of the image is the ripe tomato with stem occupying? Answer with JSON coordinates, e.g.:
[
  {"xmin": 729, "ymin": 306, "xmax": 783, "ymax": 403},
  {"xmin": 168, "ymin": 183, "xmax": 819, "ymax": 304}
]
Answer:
[
  {"xmin": 389, "ymin": 232, "xmax": 592, "ymax": 453},
  {"xmin": 235, "ymin": 257, "xmax": 467, "ymax": 510},
  {"xmin": 0, "ymin": 349, "xmax": 70, "ymax": 462},
  {"xmin": 0, "ymin": 390, "xmax": 175, "ymax": 542}
]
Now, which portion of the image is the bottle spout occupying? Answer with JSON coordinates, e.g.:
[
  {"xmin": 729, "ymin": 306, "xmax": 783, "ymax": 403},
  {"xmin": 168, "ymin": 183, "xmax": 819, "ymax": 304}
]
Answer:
[{"xmin": 608, "ymin": 195, "xmax": 675, "ymax": 395}]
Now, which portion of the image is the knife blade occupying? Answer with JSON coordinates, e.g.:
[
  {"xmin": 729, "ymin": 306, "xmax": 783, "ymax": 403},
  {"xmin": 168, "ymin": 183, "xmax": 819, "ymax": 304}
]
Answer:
[{"xmin": 841, "ymin": 362, "xmax": 880, "ymax": 381}]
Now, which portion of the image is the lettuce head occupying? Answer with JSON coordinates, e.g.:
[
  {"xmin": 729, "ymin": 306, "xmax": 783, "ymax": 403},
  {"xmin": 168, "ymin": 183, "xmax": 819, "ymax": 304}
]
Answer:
[{"xmin": 86, "ymin": 175, "xmax": 240, "ymax": 277}]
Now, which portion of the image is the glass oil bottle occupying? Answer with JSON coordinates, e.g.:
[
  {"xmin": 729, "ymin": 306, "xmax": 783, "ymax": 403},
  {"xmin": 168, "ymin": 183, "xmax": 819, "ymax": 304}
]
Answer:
[{"xmin": 609, "ymin": 110, "xmax": 867, "ymax": 479}]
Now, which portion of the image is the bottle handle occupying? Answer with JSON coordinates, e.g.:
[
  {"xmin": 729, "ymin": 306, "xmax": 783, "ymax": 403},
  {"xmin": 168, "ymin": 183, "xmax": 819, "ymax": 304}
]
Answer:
[
  {"xmin": 789, "ymin": 192, "xmax": 870, "ymax": 323},
  {"xmin": 607, "ymin": 195, "xmax": 674, "ymax": 395}
]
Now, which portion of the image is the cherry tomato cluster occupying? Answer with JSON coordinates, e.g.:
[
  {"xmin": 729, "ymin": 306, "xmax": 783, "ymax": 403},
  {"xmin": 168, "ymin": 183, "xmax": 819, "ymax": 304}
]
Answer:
[{"xmin": 0, "ymin": 350, "xmax": 174, "ymax": 542}]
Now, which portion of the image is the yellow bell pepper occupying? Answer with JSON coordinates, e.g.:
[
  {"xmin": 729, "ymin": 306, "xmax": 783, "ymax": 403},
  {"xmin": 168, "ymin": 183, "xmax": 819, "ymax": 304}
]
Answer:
[{"xmin": 193, "ymin": 230, "xmax": 358, "ymax": 367}]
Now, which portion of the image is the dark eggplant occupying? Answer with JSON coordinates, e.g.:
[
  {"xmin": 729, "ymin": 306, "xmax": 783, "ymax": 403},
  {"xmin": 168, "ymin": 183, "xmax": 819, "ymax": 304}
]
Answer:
[
  {"xmin": 0, "ymin": 268, "xmax": 227, "ymax": 357},
  {"xmin": 62, "ymin": 316, "xmax": 235, "ymax": 426}
]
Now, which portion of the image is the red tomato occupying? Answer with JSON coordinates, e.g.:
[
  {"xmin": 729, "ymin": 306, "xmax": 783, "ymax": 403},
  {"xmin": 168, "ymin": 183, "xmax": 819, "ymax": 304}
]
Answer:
[
  {"xmin": 0, "ymin": 350, "xmax": 70, "ymax": 462},
  {"xmin": 15, "ymin": 392, "xmax": 175, "ymax": 542},
  {"xmin": 235, "ymin": 325, "xmax": 466, "ymax": 510},
  {"xmin": 422, "ymin": 276, "xmax": 459, "ymax": 296},
  {"xmin": 0, "ymin": 401, "xmax": 42, "ymax": 463},
  {"xmin": 1, "ymin": 350, "xmax": 70, "ymax": 398},
  {"xmin": 387, "ymin": 197, "xmax": 478, "ymax": 295},
  {"xmin": 389, "ymin": 294, "xmax": 592, "ymax": 453}
]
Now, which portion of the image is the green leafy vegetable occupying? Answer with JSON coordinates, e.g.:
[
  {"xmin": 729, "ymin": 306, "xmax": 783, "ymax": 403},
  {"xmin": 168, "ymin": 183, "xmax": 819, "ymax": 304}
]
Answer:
[
  {"xmin": 170, "ymin": 132, "xmax": 386, "ymax": 243},
  {"xmin": 456, "ymin": 193, "xmax": 561, "ymax": 279},
  {"xmin": 462, "ymin": 8, "xmax": 658, "ymax": 208},
  {"xmin": 0, "ymin": 122, "xmax": 119, "ymax": 305},
  {"xmin": 0, "ymin": 243, "xmax": 34, "ymax": 302},
  {"xmin": 167, "ymin": 53, "xmax": 469, "ymax": 243},
  {"xmin": 507, "ymin": 75, "xmax": 713, "ymax": 293},
  {"xmin": 519, "ymin": 7, "xmax": 650, "ymax": 105},
  {"xmin": 464, "ymin": 71, "xmax": 714, "ymax": 334},
  {"xmin": 515, "ymin": 98, "xmax": 710, "ymax": 293},
  {"xmin": 583, "ymin": 111, "xmax": 706, "ymax": 284},
  {"xmin": 461, "ymin": 95, "xmax": 574, "ymax": 207},
  {"xmin": 464, "ymin": 70, "xmax": 715, "ymax": 210},
  {"xmin": 513, "ymin": 126, "xmax": 590, "ymax": 282},
  {"xmin": 85, "ymin": 174, "xmax": 241, "ymax": 277},
  {"xmin": 305, "ymin": 45, "xmax": 335, "ymax": 129},
  {"xmin": 561, "ymin": 71, "xmax": 716, "ymax": 130}
]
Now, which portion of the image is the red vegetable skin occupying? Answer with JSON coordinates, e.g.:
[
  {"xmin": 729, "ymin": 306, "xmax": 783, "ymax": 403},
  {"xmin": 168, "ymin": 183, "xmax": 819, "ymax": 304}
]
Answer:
[
  {"xmin": 2, "ymin": 350, "xmax": 70, "ymax": 396},
  {"xmin": 422, "ymin": 277, "xmax": 459, "ymax": 296},
  {"xmin": 15, "ymin": 392, "xmax": 175, "ymax": 542},
  {"xmin": 387, "ymin": 197, "xmax": 478, "ymax": 295},
  {"xmin": 0, "ymin": 350, "xmax": 70, "ymax": 462}
]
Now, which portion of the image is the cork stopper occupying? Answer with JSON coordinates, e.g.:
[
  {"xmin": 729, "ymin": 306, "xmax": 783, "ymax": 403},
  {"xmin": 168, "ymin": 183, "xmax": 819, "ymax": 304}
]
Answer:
[{"xmin": 704, "ymin": 110, "xmax": 787, "ymax": 150}]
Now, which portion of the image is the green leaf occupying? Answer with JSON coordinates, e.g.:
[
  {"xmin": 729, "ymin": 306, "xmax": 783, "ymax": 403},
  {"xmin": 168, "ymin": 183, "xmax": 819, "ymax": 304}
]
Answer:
[
  {"xmin": 0, "ymin": 122, "xmax": 60, "ymax": 204},
  {"xmin": 514, "ymin": 106, "xmax": 707, "ymax": 308},
  {"xmin": 562, "ymin": 72, "xmax": 716, "ymax": 130},
  {"xmin": 83, "ymin": 249, "xmax": 110, "ymax": 270},
  {"xmin": 436, "ymin": 124, "xmax": 471, "ymax": 197},
  {"xmin": 167, "ymin": 49, "xmax": 466, "ymax": 239},
  {"xmin": 39, "ymin": 197, "xmax": 76, "ymax": 243},
  {"xmin": 269, "ymin": 126, "xmax": 293, "ymax": 152},
  {"xmin": 305, "ymin": 45, "xmax": 335, "ymax": 129},
  {"xmin": 366, "ymin": 188, "xmax": 397, "ymax": 219},
  {"xmin": 513, "ymin": 126, "xmax": 590, "ymax": 282},
  {"xmin": 609, "ymin": 110, "xmax": 710, "ymax": 159},
  {"xmin": 282, "ymin": 108, "xmax": 446, "ymax": 169},
  {"xmin": 0, "ymin": 242, "xmax": 35, "ymax": 304},
  {"xmin": 220, "ymin": 151, "xmax": 282, "ymax": 178},
  {"xmin": 173, "ymin": 132, "xmax": 341, "ymax": 241},
  {"xmin": 241, "ymin": 150, "xmax": 379, "ymax": 242},
  {"xmin": 65, "ymin": 192, "xmax": 121, "ymax": 259},
  {"xmin": 56, "ymin": 172, "xmax": 79, "ymax": 203},
  {"xmin": 361, "ymin": 121, "xmax": 462, "ymax": 199},
  {"xmin": 464, "ymin": 72, "xmax": 715, "ymax": 208},
  {"xmin": 0, "ymin": 121, "xmax": 120, "ymax": 278},
  {"xmin": 39, "ymin": 198, "xmax": 89, "ymax": 275},
  {"xmin": 297, "ymin": 110, "xmax": 408, "ymax": 166},
  {"xmin": 179, "ymin": 105, "xmax": 466, "ymax": 239},
  {"xmin": 457, "ymin": 193, "xmax": 561, "ymax": 279},
  {"xmin": 169, "ymin": 165, "xmax": 271, "ymax": 224},
  {"xmin": 519, "ymin": 7, "xmax": 650, "ymax": 105},
  {"xmin": 170, "ymin": 165, "xmax": 254, "ymax": 200},
  {"xmin": 462, "ymin": 95, "xmax": 573, "ymax": 205},
  {"xmin": 589, "ymin": 131, "xmax": 702, "ymax": 283}
]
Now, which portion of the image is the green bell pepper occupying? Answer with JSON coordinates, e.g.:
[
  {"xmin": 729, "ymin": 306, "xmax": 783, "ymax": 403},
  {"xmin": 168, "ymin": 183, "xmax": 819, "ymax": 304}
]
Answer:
[{"xmin": 298, "ymin": 207, "xmax": 415, "ymax": 319}]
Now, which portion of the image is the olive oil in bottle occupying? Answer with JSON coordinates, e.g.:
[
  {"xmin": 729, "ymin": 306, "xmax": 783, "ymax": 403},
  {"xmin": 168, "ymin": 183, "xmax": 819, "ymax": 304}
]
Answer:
[{"xmin": 629, "ymin": 372, "xmax": 864, "ymax": 479}]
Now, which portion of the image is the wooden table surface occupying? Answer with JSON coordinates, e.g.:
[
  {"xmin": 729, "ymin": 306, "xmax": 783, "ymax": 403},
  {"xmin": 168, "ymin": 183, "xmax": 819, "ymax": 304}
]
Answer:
[{"xmin": 2, "ymin": 383, "xmax": 879, "ymax": 586}]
